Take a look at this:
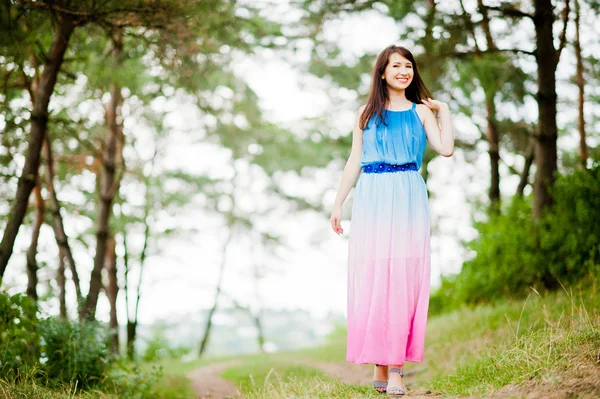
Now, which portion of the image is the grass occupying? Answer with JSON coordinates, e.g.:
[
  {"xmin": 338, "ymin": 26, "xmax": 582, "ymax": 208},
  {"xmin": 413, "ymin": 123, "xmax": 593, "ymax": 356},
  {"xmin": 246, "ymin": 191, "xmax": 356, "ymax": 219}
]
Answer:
[
  {"xmin": 221, "ymin": 359, "xmax": 327, "ymax": 395},
  {"xmin": 426, "ymin": 282, "xmax": 600, "ymax": 396},
  {"xmin": 214, "ymin": 279, "xmax": 600, "ymax": 398},
  {"xmin": 233, "ymin": 377, "xmax": 382, "ymax": 399},
  {"xmin": 0, "ymin": 378, "xmax": 195, "ymax": 399},
  {"xmin": 0, "ymin": 363, "xmax": 196, "ymax": 399},
  {"xmin": 155, "ymin": 353, "xmax": 241, "ymax": 376},
  {"xmin": 1, "ymin": 280, "xmax": 597, "ymax": 398},
  {"xmin": 0, "ymin": 378, "xmax": 110, "ymax": 399}
]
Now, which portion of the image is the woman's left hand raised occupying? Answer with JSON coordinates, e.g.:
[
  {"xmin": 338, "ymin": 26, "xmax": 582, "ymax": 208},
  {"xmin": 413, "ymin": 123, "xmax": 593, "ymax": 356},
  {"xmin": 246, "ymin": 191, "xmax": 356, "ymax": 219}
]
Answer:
[{"xmin": 421, "ymin": 98, "xmax": 447, "ymax": 111}]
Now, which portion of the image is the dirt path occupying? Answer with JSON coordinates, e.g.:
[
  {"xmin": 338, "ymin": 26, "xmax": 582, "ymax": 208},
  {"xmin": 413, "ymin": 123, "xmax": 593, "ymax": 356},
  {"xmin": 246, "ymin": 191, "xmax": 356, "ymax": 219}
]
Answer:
[
  {"xmin": 309, "ymin": 361, "xmax": 443, "ymax": 398},
  {"xmin": 186, "ymin": 360, "xmax": 241, "ymax": 399},
  {"xmin": 186, "ymin": 359, "xmax": 442, "ymax": 398},
  {"xmin": 186, "ymin": 356, "xmax": 600, "ymax": 399}
]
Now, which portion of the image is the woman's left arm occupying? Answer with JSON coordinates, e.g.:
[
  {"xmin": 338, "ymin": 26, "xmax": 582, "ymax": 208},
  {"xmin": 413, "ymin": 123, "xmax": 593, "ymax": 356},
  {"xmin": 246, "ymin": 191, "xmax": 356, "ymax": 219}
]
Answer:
[{"xmin": 418, "ymin": 99, "xmax": 454, "ymax": 157}]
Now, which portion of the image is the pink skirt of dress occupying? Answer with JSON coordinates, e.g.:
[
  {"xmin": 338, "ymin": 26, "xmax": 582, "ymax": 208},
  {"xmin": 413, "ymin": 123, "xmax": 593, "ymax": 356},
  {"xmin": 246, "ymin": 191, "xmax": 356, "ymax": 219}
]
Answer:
[{"xmin": 346, "ymin": 169, "xmax": 431, "ymax": 365}]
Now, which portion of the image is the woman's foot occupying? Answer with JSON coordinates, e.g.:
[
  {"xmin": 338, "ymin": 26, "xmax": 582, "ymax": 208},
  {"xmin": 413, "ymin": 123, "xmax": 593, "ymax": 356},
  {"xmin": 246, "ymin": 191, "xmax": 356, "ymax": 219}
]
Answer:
[
  {"xmin": 387, "ymin": 366, "xmax": 406, "ymax": 396},
  {"xmin": 373, "ymin": 364, "xmax": 388, "ymax": 393}
]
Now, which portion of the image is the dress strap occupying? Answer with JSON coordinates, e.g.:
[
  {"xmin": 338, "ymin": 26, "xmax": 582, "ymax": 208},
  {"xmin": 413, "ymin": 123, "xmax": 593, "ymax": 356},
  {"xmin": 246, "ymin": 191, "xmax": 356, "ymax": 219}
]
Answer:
[{"xmin": 411, "ymin": 102, "xmax": 416, "ymax": 109}]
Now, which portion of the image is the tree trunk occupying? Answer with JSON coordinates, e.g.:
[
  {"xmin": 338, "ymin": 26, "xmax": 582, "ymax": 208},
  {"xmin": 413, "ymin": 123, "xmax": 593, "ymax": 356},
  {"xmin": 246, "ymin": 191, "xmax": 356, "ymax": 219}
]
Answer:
[
  {"xmin": 199, "ymin": 168, "xmax": 237, "ymax": 357},
  {"xmin": 532, "ymin": 0, "xmax": 559, "ymax": 218},
  {"xmin": 123, "ymin": 231, "xmax": 135, "ymax": 360},
  {"xmin": 477, "ymin": 0, "xmax": 497, "ymax": 51},
  {"xmin": 252, "ymin": 263, "xmax": 265, "ymax": 353},
  {"xmin": 106, "ymin": 234, "xmax": 119, "ymax": 354},
  {"xmin": 253, "ymin": 311, "xmax": 266, "ymax": 353},
  {"xmin": 43, "ymin": 135, "xmax": 83, "ymax": 303},
  {"xmin": 123, "ymin": 228, "xmax": 143, "ymax": 360},
  {"xmin": 130, "ymin": 205, "xmax": 151, "ymax": 359},
  {"xmin": 0, "ymin": 17, "xmax": 75, "ymax": 279},
  {"xmin": 127, "ymin": 149, "xmax": 157, "ymax": 360},
  {"xmin": 82, "ymin": 31, "xmax": 123, "ymax": 320},
  {"xmin": 198, "ymin": 226, "xmax": 233, "ymax": 356},
  {"xmin": 574, "ymin": 0, "xmax": 587, "ymax": 168},
  {"xmin": 126, "ymin": 320, "xmax": 137, "ymax": 360},
  {"xmin": 58, "ymin": 253, "xmax": 67, "ymax": 318},
  {"xmin": 485, "ymin": 96, "xmax": 501, "ymax": 211},
  {"xmin": 26, "ymin": 180, "xmax": 44, "ymax": 301},
  {"xmin": 517, "ymin": 142, "xmax": 535, "ymax": 197},
  {"xmin": 478, "ymin": 0, "xmax": 501, "ymax": 212}
]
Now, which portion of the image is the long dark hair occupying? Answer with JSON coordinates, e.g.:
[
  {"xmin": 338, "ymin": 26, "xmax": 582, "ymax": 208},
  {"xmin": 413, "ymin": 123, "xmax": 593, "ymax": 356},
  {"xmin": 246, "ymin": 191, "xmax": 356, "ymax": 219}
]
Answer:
[{"xmin": 359, "ymin": 45, "xmax": 433, "ymax": 130}]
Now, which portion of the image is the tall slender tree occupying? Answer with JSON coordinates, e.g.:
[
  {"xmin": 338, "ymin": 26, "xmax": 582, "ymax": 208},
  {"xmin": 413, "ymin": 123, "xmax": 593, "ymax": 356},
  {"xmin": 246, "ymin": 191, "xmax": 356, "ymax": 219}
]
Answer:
[
  {"xmin": 198, "ymin": 168, "xmax": 238, "ymax": 357},
  {"xmin": 81, "ymin": 29, "xmax": 124, "ymax": 320},
  {"xmin": 530, "ymin": 0, "xmax": 569, "ymax": 216},
  {"xmin": 25, "ymin": 178, "xmax": 44, "ymax": 300},
  {"xmin": 0, "ymin": 0, "xmax": 183, "ymax": 281},
  {"xmin": 574, "ymin": 0, "xmax": 588, "ymax": 167},
  {"xmin": 105, "ymin": 234, "xmax": 119, "ymax": 354},
  {"xmin": 0, "ymin": 9, "xmax": 75, "ymax": 277},
  {"xmin": 57, "ymin": 254, "xmax": 67, "ymax": 318},
  {"xmin": 43, "ymin": 135, "xmax": 83, "ymax": 303}
]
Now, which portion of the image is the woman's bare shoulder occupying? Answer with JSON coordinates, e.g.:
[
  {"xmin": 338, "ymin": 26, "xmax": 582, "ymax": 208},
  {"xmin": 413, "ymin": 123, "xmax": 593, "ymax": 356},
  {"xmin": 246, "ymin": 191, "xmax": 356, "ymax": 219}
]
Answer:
[
  {"xmin": 415, "ymin": 103, "xmax": 434, "ymax": 116},
  {"xmin": 415, "ymin": 103, "xmax": 431, "ymax": 112}
]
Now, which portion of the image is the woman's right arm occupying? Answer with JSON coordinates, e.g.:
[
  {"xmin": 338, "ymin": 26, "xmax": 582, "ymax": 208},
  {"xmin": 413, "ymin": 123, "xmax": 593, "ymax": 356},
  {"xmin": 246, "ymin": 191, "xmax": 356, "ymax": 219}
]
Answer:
[{"xmin": 330, "ymin": 105, "xmax": 365, "ymax": 235}]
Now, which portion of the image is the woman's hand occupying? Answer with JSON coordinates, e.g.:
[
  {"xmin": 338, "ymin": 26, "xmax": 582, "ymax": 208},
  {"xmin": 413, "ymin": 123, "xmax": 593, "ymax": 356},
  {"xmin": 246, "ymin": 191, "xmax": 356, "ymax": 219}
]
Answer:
[
  {"xmin": 421, "ymin": 98, "xmax": 447, "ymax": 111},
  {"xmin": 330, "ymin": 205, "xmax": 344, "ymax": 235},
  {"xmin": 419, "ymin": 97, "xmax": 454, "ymax": 157}
]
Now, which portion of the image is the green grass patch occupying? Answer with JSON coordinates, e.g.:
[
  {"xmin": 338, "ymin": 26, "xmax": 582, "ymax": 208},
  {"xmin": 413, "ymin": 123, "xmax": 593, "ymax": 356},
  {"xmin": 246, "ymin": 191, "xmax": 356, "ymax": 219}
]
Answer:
[
  {"xmin": 0, "ymin": 378, "xmax": 111, "ymax": 399},
  {"xmin": 235, "ymin": 376, "xmax": 382, "ymax": 399},
  {"xmin": 152, "ymin": 353, "xmax": 239, "ymax": 376},
  {"xmin": 282, "ymin": 325, "xmax": 347, "ymax": 363},
  {"xmin": 217, "ymin": 279, "xmax": 599, "ymax": 398},
  {"xmin": 0, "ymin": 376, "xmax": 195, "ymax": 399},
  {"xmin": 425, "ymin": 281, "xmax": 600, "ymax": 395},
  {"xmin": 222, "ymin": 358, "xmax": 328, "ymax": 395},
  {"xmin": 430, "ymin": 327, "xmax": 599, "ymax": 396},
  {"xmin": 150, "ymin": 374, "xmax": 196, "ymax": 398}
]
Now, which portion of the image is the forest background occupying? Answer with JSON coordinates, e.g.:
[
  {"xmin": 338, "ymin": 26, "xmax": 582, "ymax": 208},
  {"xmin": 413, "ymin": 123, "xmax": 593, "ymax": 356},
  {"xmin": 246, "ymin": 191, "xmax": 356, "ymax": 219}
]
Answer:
[{"xmin": 0, "ymin": 0, "xmax": 599, "ymax": 397}]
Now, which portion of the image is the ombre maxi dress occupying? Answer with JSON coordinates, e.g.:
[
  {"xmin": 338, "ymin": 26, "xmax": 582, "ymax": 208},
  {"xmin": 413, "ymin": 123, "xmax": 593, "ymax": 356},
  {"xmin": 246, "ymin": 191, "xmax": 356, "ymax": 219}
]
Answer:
[{"xmin": 346, "ymin": 102, "xmax": 431, "ymax": 366}]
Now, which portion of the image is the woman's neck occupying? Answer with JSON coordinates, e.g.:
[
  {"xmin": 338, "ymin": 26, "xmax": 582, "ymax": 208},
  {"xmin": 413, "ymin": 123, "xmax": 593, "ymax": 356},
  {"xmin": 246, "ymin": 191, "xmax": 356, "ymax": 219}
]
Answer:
[{"xmin": 386, "ymin": 90, "xmax": 411, "ymax": 108}]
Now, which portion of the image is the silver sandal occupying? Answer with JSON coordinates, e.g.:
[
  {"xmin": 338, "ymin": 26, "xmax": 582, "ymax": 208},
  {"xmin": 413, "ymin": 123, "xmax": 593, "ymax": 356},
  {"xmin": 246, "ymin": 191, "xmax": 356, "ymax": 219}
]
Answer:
[
  {"xmin": 373, "ymin": 364, "xmax": 387, "ymax": 394},
  {"xmin": 386, "ymin": 367, "xmax": 405, "ymax": 396}
]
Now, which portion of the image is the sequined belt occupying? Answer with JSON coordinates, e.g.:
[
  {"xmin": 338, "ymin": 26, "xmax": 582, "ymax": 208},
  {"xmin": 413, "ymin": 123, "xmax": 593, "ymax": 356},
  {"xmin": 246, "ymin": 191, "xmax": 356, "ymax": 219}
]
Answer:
[{"xmin": 362, "ymin": 162, "xmax": 418, "ymax": 174}]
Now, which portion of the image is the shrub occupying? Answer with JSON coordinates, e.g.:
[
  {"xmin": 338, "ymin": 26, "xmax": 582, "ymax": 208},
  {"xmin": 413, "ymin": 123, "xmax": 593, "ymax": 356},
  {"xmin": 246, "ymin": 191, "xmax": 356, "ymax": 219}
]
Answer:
[
  {"xmin": 453, "ymin": 197, "xmax": 544, "ymax": 304},
  {"xmin": 38, "ymin": 317, "xmax": 111, "ymax": 388},
  {"xmin": 541, "ymin": 163, "xmax": 600, "ymax": 282},
  {"xmin": 438, "ymin": 162, "xmax": 600, "ymax": 308},
  {"xmin": 0, "ymin": 291, "xmax": 39, "ymax": 380},
  {"xmin": 141, "ymin": 325, "xmax": 190, "ymax": 363},
  {"xmin": 105, "ymin": 360, "xmax": 163, "ymax": 399}
]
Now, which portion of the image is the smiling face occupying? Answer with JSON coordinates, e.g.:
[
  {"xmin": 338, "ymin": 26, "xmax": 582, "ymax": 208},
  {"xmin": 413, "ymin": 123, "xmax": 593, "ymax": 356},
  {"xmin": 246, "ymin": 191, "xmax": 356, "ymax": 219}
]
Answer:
[
  {"xmin": 360, "ymin": 45, "xmax": 432, "ymax": 130},
  {"xmin": 381, "ymin": 52, "xmax": 414, "ymax": 91}
]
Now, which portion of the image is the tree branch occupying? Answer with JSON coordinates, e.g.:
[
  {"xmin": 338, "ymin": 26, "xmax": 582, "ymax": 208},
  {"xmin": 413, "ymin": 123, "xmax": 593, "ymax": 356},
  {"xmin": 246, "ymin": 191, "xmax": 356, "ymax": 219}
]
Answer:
[
  {"xmin": 448, "ymin": 47, "xmax": 535, "ymax": 58},
  {"xmin": 19, "ymin": 1, "xmax": 169, "ymax": 26},
  {"xmin": 500, "ymin": 157, "xmax": 520, "ymax": 175},
  {"xmin": 482, "ymin": 3, "xmax": 534, "ymax": 20},
  {"xmin": 556, "ymin": 0, "xmax": 570, "ymax": 62}
]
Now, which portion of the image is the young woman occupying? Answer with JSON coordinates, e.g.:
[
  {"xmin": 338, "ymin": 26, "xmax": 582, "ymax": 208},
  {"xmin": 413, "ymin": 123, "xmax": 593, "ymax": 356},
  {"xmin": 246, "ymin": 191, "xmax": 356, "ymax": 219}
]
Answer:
[{"xmin": 330, "ymin": 45, "xmax": 454, "ymax": 396}]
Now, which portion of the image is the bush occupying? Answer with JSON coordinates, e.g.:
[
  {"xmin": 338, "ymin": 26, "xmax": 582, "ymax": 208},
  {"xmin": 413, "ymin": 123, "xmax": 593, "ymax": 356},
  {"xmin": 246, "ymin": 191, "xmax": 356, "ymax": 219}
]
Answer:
[
  {"xmin": 0, "ymin": 293, "xmax": 176, "ymax": 397},
  {"xmin": 38, "ymin": 317, "xmax": 111, "ymax": 388},
  {"xmin": 105, "ymin": 360, "xmax": 163, "ymax": 398},
  {"xmin": 435, "ymin": 162, "xmax": 600, "ymax": 309},
  {"xmin": 541, "ymin": 163, "xmax": 600, "ymax": 282},
  {"xmin": 0, "ymin": 291, "xmax": 39, "ymax": 380},
  {"xmin": 141, "ymin": 325, "xmax": 190, "ymax": 363},
  {"xmin": 454, "ymin": 197, "xmax": 544, "ymax": 304}
]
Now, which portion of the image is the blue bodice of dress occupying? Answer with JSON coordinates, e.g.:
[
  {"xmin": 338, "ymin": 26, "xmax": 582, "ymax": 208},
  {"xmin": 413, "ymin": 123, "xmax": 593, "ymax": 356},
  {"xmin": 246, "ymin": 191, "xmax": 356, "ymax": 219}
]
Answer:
[{"xmin": 360, "ymin": 103, "xmax": 426, "ymax": 169}]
